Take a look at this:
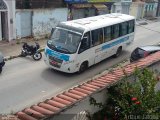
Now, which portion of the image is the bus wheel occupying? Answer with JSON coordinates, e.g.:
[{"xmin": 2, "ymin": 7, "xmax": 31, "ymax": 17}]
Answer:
[
  {"xmin": 114, "ymin": 47, "xmax": 122, "ymax": 58},
  {"xmin": 79, "ymin": 62, "xmax": 88, "ymax": 73}
]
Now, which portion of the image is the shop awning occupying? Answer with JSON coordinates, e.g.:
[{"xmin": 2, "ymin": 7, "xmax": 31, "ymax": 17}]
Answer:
[
  {"xmin": 93, "ymin": 4, "xmax": 107, "ymax": 10},
  {"xmin": 72, "ymin": 4, "xmax": 92, "ymax": 8}
]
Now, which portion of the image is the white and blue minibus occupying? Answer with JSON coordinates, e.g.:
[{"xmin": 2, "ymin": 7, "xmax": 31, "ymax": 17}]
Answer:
[{"xmin": 44, "ymin": 13, "xmax": 135, "ymax": 73}]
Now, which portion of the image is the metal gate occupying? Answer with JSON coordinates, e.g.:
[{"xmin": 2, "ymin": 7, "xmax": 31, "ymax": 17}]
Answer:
[{"xmin": 20, "ymin": 11, "xmax": 32, "ymax": 37}]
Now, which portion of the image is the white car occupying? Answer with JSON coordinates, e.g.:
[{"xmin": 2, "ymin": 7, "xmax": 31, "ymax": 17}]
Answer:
[{"xmin": 0, "ymin": 52, "xmax": 5, "ymax": 73}]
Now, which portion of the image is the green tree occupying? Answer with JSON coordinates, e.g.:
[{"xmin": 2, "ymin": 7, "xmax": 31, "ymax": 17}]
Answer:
[{"xmin": 91, "ymin": 68, "xmax": 160, "ymax": 120}]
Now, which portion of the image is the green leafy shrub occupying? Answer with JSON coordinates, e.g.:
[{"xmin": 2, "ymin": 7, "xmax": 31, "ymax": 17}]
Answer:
[{"xmin": 90, "ymin": 68, "xmax": 160, "ymax": 120}]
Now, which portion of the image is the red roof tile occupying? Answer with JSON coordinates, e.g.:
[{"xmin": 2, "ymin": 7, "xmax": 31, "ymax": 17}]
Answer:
[
  {"xmin": 52, "ymin": 97, "xmax": 72, "ymax": 105},
  {"xmin": 80, "ymin": 85, "xmax": 97, "ymax": 91},
  {"xmin": 83, "ymin": 83, "xmax": 100, "ymax": 89},
  {"xmin": 46, "ymin": 100, "xmax": 66, "ymax": 108},
  {"xmin": 57, "ymin": 94, "xmax": 77, "ymax": 103},
  {"xmin": 17, "ymin": 112, "xmax": 37, "ymax": 120},
  {"xmin": 38, "ymin": 102, "xmax": 60, "ymax": 112},
  {"xmin": 23, "ymin": 108, "xmax": 45, "ymax": 119},
  {"xmin": 89, "ymin": 81, "xmax": 106, "ymax": 87},
  {"xmin": 74, "ymin": 87, "xmax": 93, "ymax": 95},
  {"xmin": 95, "ymin": 78, "xmax": 113, "ymax": 84},
  {"xmin": 31, "ymin": 105, "xmax": 54, "ymax": 115},
  {"xmin": 63, "ymin": 92, "xmax": 83, "ymax": 100},
  {"xmin": 69, "ymin": 89, "xmax": 88, "ymax": 97}
]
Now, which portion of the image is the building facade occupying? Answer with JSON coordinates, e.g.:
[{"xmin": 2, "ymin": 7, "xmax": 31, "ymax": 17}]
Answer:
[
  {"xmin": 0, "ymin": 0, "xmax": 67, "ymax": 41},
  {"xmin": 15, "ymin": 0, "xmax": 68, "ymax": 40},
  {"xmin": 130, "ymin": 1, "xmax": 145, "ymax": 19},
  {"xmin": 112, "ymin": 0, "xmax": 132, "ymax": 14},
  {"xmin": 143, "ymin": 0, "xmax": 158, "ymax": 18},
  {"xmin": 0, "ymin": 0, "xmax": 16, "ymax": 42},
  {"xmin": 64, "ymin": 0, "xmax": 117, "ymax": 20}
]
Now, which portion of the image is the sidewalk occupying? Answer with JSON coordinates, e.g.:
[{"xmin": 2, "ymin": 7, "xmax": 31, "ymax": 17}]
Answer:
[
  {"xmin": 136, "ymin": 17, "xmax": 160, "ymax": 25},
  {"xmin": 0, "ymin": 38, "xmax": 47, "ymax": 57}
]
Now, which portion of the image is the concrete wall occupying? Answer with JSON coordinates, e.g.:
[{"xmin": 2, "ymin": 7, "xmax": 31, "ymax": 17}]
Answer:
[
  {"xmin": 16, "ymin": 8, "xmax": 68, "ymax": 39},
  {"xmin": 46, "ymin": 60, "xmax": 160, "ymax": 120},
  {"xmin": 47, "ymin": 89, "xmax": 108, "ymax": 120},
  {"xmin": 112, "ymin": 2, "xmax": 131, "ymax": 15},
  {"xmin": 16, "ymin": 10, "xmax": 32, "ymax": 38},
  {"xmin": 113, "ymin": 2, "xmax": 122, "ymax": 13},
  {"xmin": 32, "ymin": 8, "xmax": 68, "ymax": 38},
  {"xmin": 130, "ymin": 2, "xmax": 145, "ymax": 19}
]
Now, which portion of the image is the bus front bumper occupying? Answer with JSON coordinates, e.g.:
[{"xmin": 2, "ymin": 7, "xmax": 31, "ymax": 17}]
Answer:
[{"xmin": 44, "ymin": 56, "xmax": 78, "ymax": 73}]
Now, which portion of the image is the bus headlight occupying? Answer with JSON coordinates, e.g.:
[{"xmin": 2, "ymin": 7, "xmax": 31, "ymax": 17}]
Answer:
[{"xmin": 64, "ymin": 60, "xmax": 75, "ymax": 65}]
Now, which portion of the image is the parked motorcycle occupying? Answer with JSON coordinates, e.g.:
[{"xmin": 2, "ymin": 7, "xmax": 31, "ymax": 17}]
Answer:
[
  {"xmin": 0, "ymin": 52, "xmax": 5, "ymax": 73},
  {"xmin": 20, "ymin": 42, "xmax": 42, "ymax": 61}
]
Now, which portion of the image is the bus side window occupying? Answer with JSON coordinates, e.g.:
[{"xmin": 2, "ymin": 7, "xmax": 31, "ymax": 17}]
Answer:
[
  {"xmin": 111, "ymin": 24, "xmax": 120, "ymax": 40},
  {"xmin": 91, "ymin": 28, "xmax": 103, "ymax": 46},
  {"xmin": 78, "ymin": 32, "xmax": 90, "ymax": 54},
  {"xmin": 104, "ymin": 26, "xmax": 111, "ymax": 42},
  {"xmin": 128, "ymin": 20, "xmax": 135, "ymax": 33},
  {"xmin": 120, "ymin": 22, "xmax": 128, "ymax": 36}
]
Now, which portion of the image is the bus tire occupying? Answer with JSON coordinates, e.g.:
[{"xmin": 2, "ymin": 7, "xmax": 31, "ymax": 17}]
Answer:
[
  {"xmin": 114, "ymin": 47, "xmax": 122, "ymax": 58},
  {"xmin": 79, "ymin": 62, "xmax": 88, "ymax": 73}
]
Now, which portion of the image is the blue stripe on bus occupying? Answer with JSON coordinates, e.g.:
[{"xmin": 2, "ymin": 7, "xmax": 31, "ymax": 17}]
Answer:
[
  {"xmin": 46, "ymin": 48, "xmax": 70, "ymax": 61},
  {"xmin": 102, "ymin": 36, "xmax": 129, "ymax": 50}
]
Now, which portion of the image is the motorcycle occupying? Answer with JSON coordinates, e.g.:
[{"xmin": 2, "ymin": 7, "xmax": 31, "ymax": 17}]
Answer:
[
  {"xmin": 0, "ymin": 52, "xmax": 5, "ymax": 73},
  {"xmin": 20, "ymin": 42, "xmax": 42, "ymax": 61}
]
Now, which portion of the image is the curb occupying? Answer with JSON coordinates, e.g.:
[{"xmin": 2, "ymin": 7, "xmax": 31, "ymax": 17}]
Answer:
[{"xmin": 4, "ymin": 48, "xmax": 45, "ymax": 61}]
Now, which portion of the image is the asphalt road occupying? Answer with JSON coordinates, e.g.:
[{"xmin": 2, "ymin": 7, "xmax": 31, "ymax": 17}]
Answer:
[{"xmin": 1, "ymin": 21, "xmax": 160, "ymax": 114}]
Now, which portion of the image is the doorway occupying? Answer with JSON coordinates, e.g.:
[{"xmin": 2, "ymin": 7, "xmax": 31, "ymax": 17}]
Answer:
[{"xmin": 1, "ymin": 12, "xmax": 8, "ymax": 41}]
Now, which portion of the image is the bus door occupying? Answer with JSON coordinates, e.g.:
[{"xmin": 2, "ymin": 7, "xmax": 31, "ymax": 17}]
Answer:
[
  {"xmin": 77, "ymin": 32, "xmax": 95, "ymax": 67},
  {"xmin": 91, "ymin": 28, "xmax": 104, "ymax": 64}
]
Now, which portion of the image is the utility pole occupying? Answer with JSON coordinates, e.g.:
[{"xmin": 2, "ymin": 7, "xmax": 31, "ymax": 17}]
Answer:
[{"xmin": 156, "ymin": 0, "xmax": 160, "ymax": 16}]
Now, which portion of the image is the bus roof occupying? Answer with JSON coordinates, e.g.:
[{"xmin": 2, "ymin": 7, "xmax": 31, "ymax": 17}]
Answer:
[{"xmin": 61, "ymin": 13, "xmax": 135, "ymax": 32}]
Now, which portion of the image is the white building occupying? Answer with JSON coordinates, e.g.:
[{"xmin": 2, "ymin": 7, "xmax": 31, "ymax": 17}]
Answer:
[
  {"xmin": 112, "ymin": 0, "xmax": 132, "ymax": 14},
  {"xmin": 0, "ymin": 0, "xmax": 16, "ymax": 42},
  {"xmin": 0, "ymin": 0, "xmax": 67, "ymax": 42}
]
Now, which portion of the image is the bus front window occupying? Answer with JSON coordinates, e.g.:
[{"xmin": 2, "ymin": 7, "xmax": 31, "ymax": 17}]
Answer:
[{"xmin": 48, "ymin": 28, "xmax": 82, "ymax": 54}]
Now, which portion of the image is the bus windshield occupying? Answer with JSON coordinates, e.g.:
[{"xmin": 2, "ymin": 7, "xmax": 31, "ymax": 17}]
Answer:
[{"xmin": 48, "ymin": 28, "xmax": 82, "ymax": 54}]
